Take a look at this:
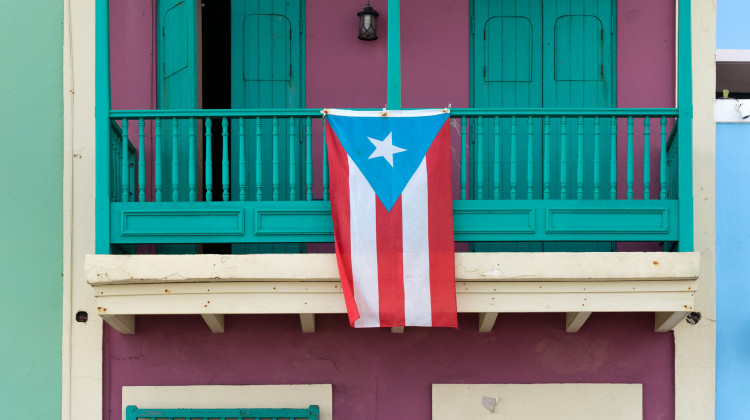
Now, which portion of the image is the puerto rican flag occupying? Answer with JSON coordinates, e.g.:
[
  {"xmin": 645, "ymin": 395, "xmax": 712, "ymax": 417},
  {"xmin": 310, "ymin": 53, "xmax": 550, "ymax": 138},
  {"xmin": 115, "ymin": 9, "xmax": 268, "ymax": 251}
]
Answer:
[{"xmin": 324, "ymin": 109, "xmax": 457, "ymax": 328}]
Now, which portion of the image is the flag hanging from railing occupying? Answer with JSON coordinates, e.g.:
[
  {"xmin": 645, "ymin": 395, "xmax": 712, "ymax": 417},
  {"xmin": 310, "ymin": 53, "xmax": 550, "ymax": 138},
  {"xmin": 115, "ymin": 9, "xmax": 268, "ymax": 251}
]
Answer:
[{"xmin": 324, "ymin": 109, "xmax": 457, "ymax": 328}]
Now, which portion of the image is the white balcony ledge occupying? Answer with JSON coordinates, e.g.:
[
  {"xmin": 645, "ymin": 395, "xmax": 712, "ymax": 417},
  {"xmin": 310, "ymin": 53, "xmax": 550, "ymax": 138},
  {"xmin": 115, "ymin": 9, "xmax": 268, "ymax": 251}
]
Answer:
[{"xmin": 86, "ymin": 252, "xmax": 699, "ymax": 334}]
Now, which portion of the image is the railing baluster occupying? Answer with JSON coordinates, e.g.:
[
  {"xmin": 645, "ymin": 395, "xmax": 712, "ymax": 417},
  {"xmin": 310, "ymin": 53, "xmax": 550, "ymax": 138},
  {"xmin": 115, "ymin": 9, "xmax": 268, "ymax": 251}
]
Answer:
[
  {"xmin": 255, "ymin": 117, "xmax": 262, "ymax": 201},
  {"xmin": 289, "ymin": 117, "xmax": 297, "ymax": 201},
  {"xmin": 610, "ymin": 116, "xmax": 617, "ymax": 199},
  {"xmin": 155, "ymin": 118, "xmax": 162, "ymax": 202},
  {"xmin": 493, "ymin": 116, "xmax": 500, "ymax": 199},
  {"xmin": 593, "ymin": 116, "xmax": 600, "ymax": 199},
  {"xmin": 510, "ymin": 116, "xmax": 517, "ymax": 200},
  {"xmin": 188, "ymin": 117, "xmax": 196, "ymax": 202},
  {"xmin": 322, "ymin": 118, "xmax": 329, "ymax": 200},
  {"xmin": 239, "ymin": 117, "xmax": 247, "ymax": 201},
  {"xmin": 306, "ymin": 117, "xmax": 313, "ymax": 201},
  {"xmin": 138, "ymin": 118, "xmax": 145, "ymax": 202},
  {"xmin": 560, "ymin": 116, "xmax": 568, "ymax": 199},
  {"xmin": 121, "ymin": 119, "xmax": 129, "ymax": 202},
  {"xmin": 172, "ymin": 118, "xmax": 179, "ymax": 202},
  {"xmin": 527, "ymin": 116, "xmax": 534, "ymax": 199},
  {"xmin": 626, "ymin": 116, "xmax": 634, "ymax": 199},
  {"xmin": 543, "ymin": 116, "xmax": 550, "ymax": 199},
  {"xmin": 476, "ymin": 116, "xmax": 484, "ymax": 200},
  {"xmin": 577, "ymin": 116, "xmax": 584, "ymax": 200},
  {"xmin": 222, "ymin": 117, "xmax": 229, "ymax": 201},
  {"xmin": 660, "ymin": 116, "xmax": 668, "ymax": 200},
  {"xmin": 272, "ymin": 116, "xmax": 279, "ymax": 201},
  {"xmin": 460, "ymin": 116, "xmax": 467, "ymax": 200},
  {"xmin": 205, "ymin": 117, "xmax": 213, "ymax": 201},
  {"xmin": 643, "ymin": 116, "xmax": 651, "ymax": 199}
]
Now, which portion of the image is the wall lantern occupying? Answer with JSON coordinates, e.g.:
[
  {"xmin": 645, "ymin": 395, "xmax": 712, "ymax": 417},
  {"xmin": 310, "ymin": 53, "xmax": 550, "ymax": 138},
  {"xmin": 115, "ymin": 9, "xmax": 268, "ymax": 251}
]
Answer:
[{"xmin": 358, "ymin": 2, "xmax": 379, "ymax": 41}]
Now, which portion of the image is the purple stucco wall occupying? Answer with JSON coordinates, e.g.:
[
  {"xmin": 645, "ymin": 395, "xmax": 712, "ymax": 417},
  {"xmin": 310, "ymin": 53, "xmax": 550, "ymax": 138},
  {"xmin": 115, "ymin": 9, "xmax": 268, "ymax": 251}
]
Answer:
[
  {"xmin": 106, "ymin": 1, "xmax": 679, "ymax": 418},
  {"xmin": 104, "ymin": 313, "xmax": 674, "ymax": 420}
]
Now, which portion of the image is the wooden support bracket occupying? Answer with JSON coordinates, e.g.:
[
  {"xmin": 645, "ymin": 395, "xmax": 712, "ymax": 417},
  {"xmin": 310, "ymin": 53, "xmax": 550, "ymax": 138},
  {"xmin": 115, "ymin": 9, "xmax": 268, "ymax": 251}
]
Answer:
[
  {"xmin": 201, "ymin": 314, "xmax": 225, "ymax": 333},
  {"xmin": 565, "ymin": 312, "xmax": 592, "ymax": 332},
  {"xmin": 478, "ymin": 312, "xmax": 499, "ymax": 332},
  {"xmin": 654, "ymin": 311, "xmax": 688, "ymax": 332},
  {"xmin": 300, "ymin": 313, "xmax": 315, "ymax": 333},
  {"xmin": 391, "ymin": 326, "xmax": 405, "ymax": 333},
  {"xmin": 101, "ymin": 314, "xmax": 135, "ymax": 334}
]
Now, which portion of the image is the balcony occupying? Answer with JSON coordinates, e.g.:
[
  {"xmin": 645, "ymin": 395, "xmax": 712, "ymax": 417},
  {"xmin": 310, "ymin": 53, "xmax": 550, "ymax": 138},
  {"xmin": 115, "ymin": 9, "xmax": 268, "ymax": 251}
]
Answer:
[
  {"xmin": 89, "ymin": 107, "xmax": 698, "ymax": 334},
  {"xmin": 90, "ymin": 0, "xmax": 698, "ymax": 334}
]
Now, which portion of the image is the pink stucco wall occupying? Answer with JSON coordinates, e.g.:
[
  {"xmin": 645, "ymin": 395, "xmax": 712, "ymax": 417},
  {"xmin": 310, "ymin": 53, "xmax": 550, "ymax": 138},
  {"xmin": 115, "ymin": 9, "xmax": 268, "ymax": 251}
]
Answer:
[
  {"xmin": 104, "ymin": 313, "xmax": 674, "ymax": 420},
  {"xmin": 109, "ymin": 0, "xmax": 157, "ymax": 203},
  {"xmin": 616, "ymin": 0, "xmax": 675, "ymax": 251}
]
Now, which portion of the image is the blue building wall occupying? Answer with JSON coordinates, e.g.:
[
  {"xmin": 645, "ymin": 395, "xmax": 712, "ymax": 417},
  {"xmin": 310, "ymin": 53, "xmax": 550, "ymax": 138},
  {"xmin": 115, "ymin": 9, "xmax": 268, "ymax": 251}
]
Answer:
[
  {"xmin": 717, "ymin": 0, "xmax": 750, "ymax": 49},
  {"xmin": 715, "ymin": 123, "xmax": 750, "ymax": 418},
  {"xmin": 716, "ymin": 2, "xmax": 750, "ymax": 418}
]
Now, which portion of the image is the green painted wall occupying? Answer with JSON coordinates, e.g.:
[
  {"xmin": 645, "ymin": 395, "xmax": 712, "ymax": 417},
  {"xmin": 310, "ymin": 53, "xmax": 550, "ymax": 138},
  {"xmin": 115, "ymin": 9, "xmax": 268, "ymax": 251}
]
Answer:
[{"xmin": 0, "ymin": 2, "xmax": 63, "ymax": 418}]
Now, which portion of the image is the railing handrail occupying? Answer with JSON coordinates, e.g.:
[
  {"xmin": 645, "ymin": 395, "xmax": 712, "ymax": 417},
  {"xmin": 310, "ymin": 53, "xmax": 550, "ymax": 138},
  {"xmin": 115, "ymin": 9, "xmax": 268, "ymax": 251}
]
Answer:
[{"xmin": 110, "ymin": 107, "xmax": 680, "ymax": 119}]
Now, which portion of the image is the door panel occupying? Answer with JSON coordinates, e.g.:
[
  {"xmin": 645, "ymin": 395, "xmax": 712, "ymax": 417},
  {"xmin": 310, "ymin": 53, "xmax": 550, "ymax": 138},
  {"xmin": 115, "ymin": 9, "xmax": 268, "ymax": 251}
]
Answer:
[
  {"xmin": 157, "ymin": 0, "xmax": 199, "ymax": 254},
  {"xmin": 231, "ymin": 0, "xmax": 304, "ymax": 254},
  {"xmin": 158, "ymin": 0, "xmax": 199, "ymax": 204}
]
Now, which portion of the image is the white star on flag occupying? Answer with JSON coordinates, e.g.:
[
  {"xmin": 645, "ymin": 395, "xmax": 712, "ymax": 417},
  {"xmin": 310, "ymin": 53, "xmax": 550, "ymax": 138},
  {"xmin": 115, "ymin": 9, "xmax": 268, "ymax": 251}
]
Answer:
[{"xmin": 367, "ymin": 132, "xmax": 406, "ymax": 166}]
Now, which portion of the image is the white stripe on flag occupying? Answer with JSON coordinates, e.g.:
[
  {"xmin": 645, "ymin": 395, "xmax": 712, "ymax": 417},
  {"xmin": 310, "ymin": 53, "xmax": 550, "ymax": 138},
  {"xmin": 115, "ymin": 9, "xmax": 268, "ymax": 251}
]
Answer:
[
  {"xmin": 348, "ymin": 157, "xmax": 381, "ymax": 328},
  {"xmin": 401, "ymin": 158, "xmax": 432, "ymax": 326}
]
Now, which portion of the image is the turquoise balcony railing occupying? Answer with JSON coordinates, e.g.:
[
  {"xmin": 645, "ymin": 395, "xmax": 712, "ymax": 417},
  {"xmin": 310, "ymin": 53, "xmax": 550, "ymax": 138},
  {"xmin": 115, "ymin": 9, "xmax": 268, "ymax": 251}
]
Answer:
[
  {"xmin": 100, "ymin": 107, "xmax": 689, "ymax": 252},
  {"xmin": 125, "ymin": 404, "xmax": 320, "ymax": 420}
]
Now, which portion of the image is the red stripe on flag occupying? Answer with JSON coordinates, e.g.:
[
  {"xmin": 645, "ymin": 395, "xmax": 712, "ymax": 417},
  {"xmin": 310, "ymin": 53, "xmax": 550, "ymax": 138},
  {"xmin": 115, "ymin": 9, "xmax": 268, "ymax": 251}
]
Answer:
[
  {"xmin": 426, "ymin": 121, "xmax": 458, "ymax": 328},
  {"xmin": 376, "ymin": 197, "xmax": 406, "ymax": 327},
  {"xmin": 325, "ymin": 122, "xmax": 360, "ymax": 325}
]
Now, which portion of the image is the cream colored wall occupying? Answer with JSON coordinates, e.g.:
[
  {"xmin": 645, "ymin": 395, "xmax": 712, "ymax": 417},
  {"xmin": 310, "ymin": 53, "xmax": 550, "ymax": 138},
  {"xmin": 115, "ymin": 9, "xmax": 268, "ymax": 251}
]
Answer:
[
  {"xmin": 673, "ymin": 1, "xmax": 716, "ymax": 419},
  {"xmin": 62, "ymin": 1, "xmax": 716, "ymax": 419},
  {"xmin": 63, "ymin": 1, "xmax": 102, "ymax": 419},
  {"xmin": 432, "ymin": 384, "xmax": 642, "ymax": 420}
]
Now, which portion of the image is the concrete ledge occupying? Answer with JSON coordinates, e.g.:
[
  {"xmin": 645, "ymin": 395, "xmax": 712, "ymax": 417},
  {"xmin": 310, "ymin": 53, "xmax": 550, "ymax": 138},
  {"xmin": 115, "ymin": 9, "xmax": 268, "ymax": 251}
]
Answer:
[
  {"xmin": 87, "ymin": 252, "xmax": 700, "ymax": 284},
  {"xmin": 87, "ymin": 252, "xmax": 698, "ymax": 334}
]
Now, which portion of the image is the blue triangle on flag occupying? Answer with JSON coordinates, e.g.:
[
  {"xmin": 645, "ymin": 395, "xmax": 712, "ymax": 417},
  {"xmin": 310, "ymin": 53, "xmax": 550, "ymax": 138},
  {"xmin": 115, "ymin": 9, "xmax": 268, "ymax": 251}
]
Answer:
[{"xmin": 327, "ymin": 113, "xmax": 449, "ymax": 211}]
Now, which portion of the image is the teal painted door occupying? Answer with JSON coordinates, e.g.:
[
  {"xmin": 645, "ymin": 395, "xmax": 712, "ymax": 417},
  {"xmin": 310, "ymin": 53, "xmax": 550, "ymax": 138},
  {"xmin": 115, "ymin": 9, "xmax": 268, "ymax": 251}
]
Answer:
[
  {"xmin": 157, "ymin": 0, "xmax": 199, "ymax": 253},
  {"xmin": 231, "ymin": 0, "xmax": 305, "ymax": 254},
  {"xmin": 471, "ymin": 0, "xmax": 615, "ymax": 251},
  {"xmin": 158, "ymin": 0, "xmax": 199, "ymax": 201}
]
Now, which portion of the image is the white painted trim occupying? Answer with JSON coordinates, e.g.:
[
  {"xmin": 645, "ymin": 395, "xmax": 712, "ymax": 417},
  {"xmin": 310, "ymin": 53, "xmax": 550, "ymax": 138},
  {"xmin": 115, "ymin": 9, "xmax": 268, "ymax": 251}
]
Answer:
[
  {"xmin": 200, "ymin": 314, "xmax": 225, "ymax": 333},
  {"xmin": 714, "ymin": 98, "xmax": 750, "ymax": 123},
  {"xmin": 716, "ymin": 49, "xmax": 750, "ymax": 62},
  {"xmin": 299, "ymin": 313, "xmax": 315, "ymax": 333},
  {"xmin": 477, "ymin": 312, "xmax": 498, "ymax": 332},
  {"xmin": 565, "ymin": 312, "xmax": 592, "ymax": 332},
  {"xmin": 654, "ymin": 311, "xmax": 688, "ymax": 332},
  {"xmin": 64, "ymin": 1, "xmax": 103, "ymax": 419},
  {"xmin": 101, "ymin": 315, "xmax": 135, "ymax": 334},
  {"xmin": 86, "ymin": 252, "xmax": 701, "ymax": 284},
  {"xmin": 122, "ymin": 385, "xmax": 333, "ymax": 420},
  {"xmin": 92, "ymin": 279, "xmax": 695, "ymax": 314},
  {"xmin": 674, "ymin": 1, "xmax": 717, "ymax": 418},
  {"xmin": 88, "ymin": 253, "xmax": 699, "ymax": 332}
]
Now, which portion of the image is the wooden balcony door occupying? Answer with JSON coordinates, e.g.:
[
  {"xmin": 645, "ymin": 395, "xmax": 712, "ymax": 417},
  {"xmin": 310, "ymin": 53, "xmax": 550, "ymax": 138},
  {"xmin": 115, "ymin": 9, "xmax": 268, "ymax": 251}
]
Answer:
[
  {"xmin": 231, "ymin": 0, "xmax": 305, "ymax": 254},
  {"xmin": 471, "ymin": 0, "xmax": 616, "ymax": 251},
  {"xmin": 157, "ymin": 0, "xmax": 200, "ymax": 254}
]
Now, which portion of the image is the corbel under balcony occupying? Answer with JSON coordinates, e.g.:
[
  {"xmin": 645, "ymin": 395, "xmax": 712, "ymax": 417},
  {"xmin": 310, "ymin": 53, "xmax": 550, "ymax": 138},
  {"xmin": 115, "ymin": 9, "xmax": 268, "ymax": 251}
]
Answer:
[{"xmin": 86, "ymin": 252, "xmax": 699, "ymax": 335}]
